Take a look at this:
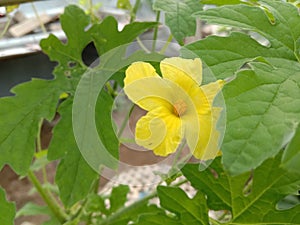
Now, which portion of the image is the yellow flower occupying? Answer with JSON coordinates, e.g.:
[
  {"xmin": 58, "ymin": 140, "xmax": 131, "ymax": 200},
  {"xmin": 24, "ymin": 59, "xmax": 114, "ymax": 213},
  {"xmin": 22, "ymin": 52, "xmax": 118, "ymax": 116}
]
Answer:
[{"xmin": 124, "ymin": 57, "xmax": 224, "ymax": 160}]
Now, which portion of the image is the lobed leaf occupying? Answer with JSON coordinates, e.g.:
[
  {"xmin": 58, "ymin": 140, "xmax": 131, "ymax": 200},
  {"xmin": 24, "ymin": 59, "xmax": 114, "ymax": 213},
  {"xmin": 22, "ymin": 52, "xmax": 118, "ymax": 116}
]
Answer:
[
  {"xmin": 181, "ymin": 154, "xmax": 300, "ymax": 224},
  {"xmin": 139, "ymin": 186, "xmax": 209, "ymax": 225},
  {"xmin": 0, "ymin": 79, "xmax": 61, "ymax": 175}
]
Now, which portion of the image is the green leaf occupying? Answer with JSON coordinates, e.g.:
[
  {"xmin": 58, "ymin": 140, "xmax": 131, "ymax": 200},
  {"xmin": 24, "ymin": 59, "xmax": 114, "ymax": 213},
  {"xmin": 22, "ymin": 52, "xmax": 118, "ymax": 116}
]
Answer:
[
  {"xmin": 95, "ymin": 90, "xmax": 119, "ymax": 160},
  {"xmin": 0, "ymin": 79, "xmax": 61, "ymax": 175},
  {"xmin": 52, "ymin": 100, "xmax": 98, "ymax": 207},
  {"xmin": 40, "ymin": 5, "xmax": 91, "ymax": 82},
  {"xmin": 153, "ymin": 0, "xmax": 202, "ymax": 45},
  {"xmin": 47, "ymin": 99, "xmax": 74, "ymax": 160},
  {"xmin": 182, "ymin": 32, "xmax": 287, "ymax": 79},
  {"xmin": 85, "ymin": 193, "xmax": 107, "ymax": 215},
  {"xmin": 91, "ymin": 16, "xmax": 157, "ymax": 55},
  {"xmin": 108, "ymin": 185, "xmax": 130, "ymax": 214},
  {"xmin": 192, "ymin": 0, "xmax": 300, "ymax": 63},
  {"xmin": 156, "ymin": 186, "xmax": 209, "ymax": 225},
  {"xmin": 222, "ymin": 61, "xmax": 300, "ymax": 174},
  {"xmin": 55, "ymin": 145, "xmax": 98, "ymax": 208},
  {"xmin": 136, "ymin": 212, "xmax": 182, "ymax": 225},
  {"xmin": 0, "ymin": 188, "xmax": 15, "ymax": 225},
  {"xmin": 181, "ymin": 154, "xmax": 300, "ymax": 224},
  {"xmin": 281, "ymin": 124, "xmax": 300, "ymax": 174},
  {"xmin": 182, "ymin": 0, "xmax": 300, "ymax": 174}
]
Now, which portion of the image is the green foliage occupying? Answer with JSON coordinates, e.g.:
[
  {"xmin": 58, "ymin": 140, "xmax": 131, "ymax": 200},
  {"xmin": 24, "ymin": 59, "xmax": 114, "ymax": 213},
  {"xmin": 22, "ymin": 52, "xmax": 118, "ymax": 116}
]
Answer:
[
  {"xmin": 181, "ymin": 154, "xmax": 300, "ymax": 224},
  {"xmin": 183, "ymin": 0, "xmax": 300, "ymax": 174},
  {"xmin": 135, "ymin": 186, "xmax": 209, "ymax": 225},
  {"xmin": 0, "ymin": 79, "xmax": 61, "ymax": 175},
  {"xmin": 40, "ymin": 5, "xmax": 157, "ymax": 207},
  {"xmin": 153, "ymin": 0, "xmax": 202, "ymax": 45},
  {"xmin": 1, "ymin": 1, "xmax": 300, "ymax": 224},
  {"xmin": 0, "ymin": 188, "xmax": 15, "ymax": 225},
  {"xmin": 281, "ymin": 124, "xmax": 300, "ymax": 174},
  {"xmin": 108, "ymin": 185, "xmax": 130, "ymax": 214}
]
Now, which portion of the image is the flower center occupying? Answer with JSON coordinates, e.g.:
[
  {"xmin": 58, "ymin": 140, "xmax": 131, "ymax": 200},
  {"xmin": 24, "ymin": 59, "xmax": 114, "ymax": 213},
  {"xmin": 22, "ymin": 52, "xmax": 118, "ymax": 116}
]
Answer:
[{"xmin": 173, "ymin": 100, "xmax": 187, "ymax": 117}]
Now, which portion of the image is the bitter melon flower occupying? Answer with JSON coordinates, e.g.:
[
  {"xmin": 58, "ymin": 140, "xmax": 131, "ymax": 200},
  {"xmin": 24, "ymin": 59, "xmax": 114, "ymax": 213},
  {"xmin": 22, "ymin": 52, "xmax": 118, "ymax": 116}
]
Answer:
[{"xmin": 124, "ymin": 57, "xmax": 224, "ymax": 160}]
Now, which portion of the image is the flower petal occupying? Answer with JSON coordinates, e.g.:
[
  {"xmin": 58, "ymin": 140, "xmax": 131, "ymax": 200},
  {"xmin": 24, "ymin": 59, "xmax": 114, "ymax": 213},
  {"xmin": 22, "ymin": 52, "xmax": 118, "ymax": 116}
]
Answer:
[
  {"xmin": 201, "ymin": 80, "xmax": 225, "ymax": 105},
  {"xmin": 124, "ymin": 62, "xmax": 173, "ymax": 111},
  {"xmin": 124, "ymin": 61, "xmax": 159, "ymax": 85},
  {"xmin": 135, "ymin": 107, "xmax": 183, "ymax": 156},
  {"xmin": 185, "ymin": 107, "xmax": 223, "ymax": 160},
  {"xmin": 160, "ymin": 57, "xmax": 202, "ymax": 86}
]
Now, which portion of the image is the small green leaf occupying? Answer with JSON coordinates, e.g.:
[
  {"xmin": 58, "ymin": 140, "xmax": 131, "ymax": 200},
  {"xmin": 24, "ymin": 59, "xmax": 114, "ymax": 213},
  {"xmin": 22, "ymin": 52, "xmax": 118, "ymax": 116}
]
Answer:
[
  {"xmin": 157, "ymin": 186, "xmax": 209, "ymax": 225},
  {"xmin": 91, "ymin": 16, "xmax": 157, "ymax": 55},
  {"xmin": 153, "ymin": 0, "xmax": 202, "ymax": 45},
  {"xmin": 281, "ymin": 124, "xmax": 300, "ymax": 174},
  {"xmin": 117, "ymin": 0, "xmax": 132, "ymax": 10},
  {"xmin": 108, "ymin": 185, "xmax": 130, "ymax": 214},
  {"xmin": 0, "ymin": 187, "xmax": 16, "ymax": 225},
  {"xmin": 85, "ymin": 193, "xmax": 107, "ymax": 214},
  {"xmin": 181, "ymin": 154, "xmax": 300, "ymax": 224}
]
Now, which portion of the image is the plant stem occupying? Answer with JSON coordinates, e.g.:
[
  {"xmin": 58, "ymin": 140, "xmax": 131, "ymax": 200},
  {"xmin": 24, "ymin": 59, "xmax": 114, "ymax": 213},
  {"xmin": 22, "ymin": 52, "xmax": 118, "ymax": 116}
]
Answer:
[
  {"xmin": 136, "ymin": 36, "xmax": 151, "ymax": 53},
  {"xmin": 31, "ymin": 2, "xmax": 47, "ymax": 34},
  {"xmin": 130, "ymin": 0, "xmax": 141, "ymax": 23},
  {"xmin": 152, "ymin": 11, "xmax": 161, "ymax": 52},
  {"xmin": 159, "ymin": 34, "xmax": 173, "ymax": 54},
  {"xmin": 28, "ymin": 170, "xmax": 68, "ymax": 223},
  {"xmin": 0, "ymin": 16, "xmax": 12, "ymax": 39},
  {"xmin": 117, "ymin": 104, "xmax": 134, "ymax": 138}
]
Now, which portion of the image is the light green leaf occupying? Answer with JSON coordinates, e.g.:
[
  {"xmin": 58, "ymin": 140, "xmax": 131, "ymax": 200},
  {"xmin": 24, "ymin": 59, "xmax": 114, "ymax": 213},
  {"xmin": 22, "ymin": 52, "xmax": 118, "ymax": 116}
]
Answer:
[
  {"xmin": 182, "ymin": 32, "xmax": 288, "ymax": 79},
  {"xmin": 222, "ymin": 61, "xmax": 300, "ymax": 174},
  {"xmin": 281, "ymin": 124, "xmax": 300, "ymax": 174},
  {"xmin": 156, "ymin": 186, "xmax": 209, "ymax": 225},
  {"xmin": 181, "ymin": 154, "xmax": 300, "ymax": 224},
  {"xmin": 182, "ymin": 0, "xmax": 300, "ymax": 174},
  {"xmin": 0, "ymin": 79, "xmax": 61, "ymax": 175},
  {"xmin": 0, "ymin": 187, "xmax": 15, "ymax": 225},
  {"xmin": 193, "ymin": 0, "xmax": 300, "ymax": 62},
  {"xmin": 153, "ymin": 0, "xmax": 202, "ymax": 45}
]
